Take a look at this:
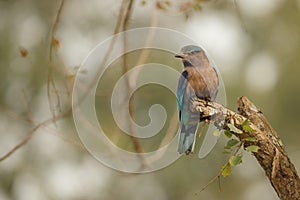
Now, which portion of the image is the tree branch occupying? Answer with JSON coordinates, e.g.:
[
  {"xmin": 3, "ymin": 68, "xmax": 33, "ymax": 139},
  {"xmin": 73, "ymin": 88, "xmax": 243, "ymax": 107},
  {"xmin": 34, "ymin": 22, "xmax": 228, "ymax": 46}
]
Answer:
[
  {"xmin": 47, "ymin": 0, "xmax": 66, "ymax": 122},
  {"xmin": 192, "ymin": 96, "xmax": 300, "ymax": 200}
]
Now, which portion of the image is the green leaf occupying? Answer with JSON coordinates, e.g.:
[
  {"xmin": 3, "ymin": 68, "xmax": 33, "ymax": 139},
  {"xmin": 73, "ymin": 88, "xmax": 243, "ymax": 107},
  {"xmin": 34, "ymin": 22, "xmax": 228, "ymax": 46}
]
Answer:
[
  {"xmin": 221, "ymin": 163, "xmax": 232, "ymax": 178},
  {"xmin": 245, "ymin": 145, "xmax": 259, "ymax": 153},
  {"xmin": 223, "ymin": 150, "xmax": 231, "ymax": 154},
  {"xmin": 225, "ymin": 139, "xmax": 239, "ymax": 149},
  {"xmin": 242, "ymin": 119, "xmax": 250, "ymax": 126},
  {"xmin": 213, "ymin": 130, "xmax": 220, "ymax": 137},
  {"xmin": 242, "ymin": 119, "xmax": 256, "ymax": 133},
  {"xmin": 229, "ymin": 155, "xmax": 243, "ymax": 166},
  {"xmin": 224, "ymin": 130, "xmax": 232, "ymax": 138},
  {"xmin": 227, "ymin": 123, "xmax": 243, "ymax": 134},
  {"xmin": 244, "ymin": 137, "xmax": 257, "ymax": 142}
]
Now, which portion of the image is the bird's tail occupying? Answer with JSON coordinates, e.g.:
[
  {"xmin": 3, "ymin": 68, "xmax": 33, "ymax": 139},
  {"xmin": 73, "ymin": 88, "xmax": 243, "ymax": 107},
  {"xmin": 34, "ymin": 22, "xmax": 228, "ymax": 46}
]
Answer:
[{"xmin": 178, "ymin": 123, "xmax": 198, "ymax": 155}]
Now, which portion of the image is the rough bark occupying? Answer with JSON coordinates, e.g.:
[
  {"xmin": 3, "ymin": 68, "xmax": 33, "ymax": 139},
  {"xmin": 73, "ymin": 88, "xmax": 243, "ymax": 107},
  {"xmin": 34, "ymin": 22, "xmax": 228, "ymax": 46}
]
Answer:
[{"xmin": 192, "ymin": 96, "xmax": 300, "ymax": 200}]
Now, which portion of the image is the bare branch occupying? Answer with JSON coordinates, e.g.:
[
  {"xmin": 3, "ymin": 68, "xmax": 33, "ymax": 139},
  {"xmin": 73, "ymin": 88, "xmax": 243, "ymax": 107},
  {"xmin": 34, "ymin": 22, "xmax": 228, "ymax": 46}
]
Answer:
[
  {"xmin": 0, "ymin": 111, "xmax": 71, "ymax": 162},
  {"xmin": 47, "ymin": 0, "xmax": 66, "ymax": 122},
  {"xmin": 121, "ymin": 0, "xmax": 147, "ymax": 165},
  {"xmin": 192, "ymin": 96, "xmax": 300, "ymax": 200},
  {"xmin": 0, "ymin": 0, "xmax": 135, "ymax": 162}
]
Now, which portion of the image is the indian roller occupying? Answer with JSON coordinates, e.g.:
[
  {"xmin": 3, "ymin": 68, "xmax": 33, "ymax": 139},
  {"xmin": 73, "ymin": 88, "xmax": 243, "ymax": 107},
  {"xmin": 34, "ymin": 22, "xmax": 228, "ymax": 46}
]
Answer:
[{"xmin": 175, "ymin": 45, "xmax": 219, "ymax": 155}]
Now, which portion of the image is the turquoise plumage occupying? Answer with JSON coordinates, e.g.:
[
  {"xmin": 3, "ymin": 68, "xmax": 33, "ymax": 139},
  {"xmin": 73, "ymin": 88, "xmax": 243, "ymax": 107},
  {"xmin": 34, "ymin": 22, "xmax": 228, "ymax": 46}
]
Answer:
[{"xmin": 176, "ymin": 45, "xmax": 219, "ymax": 155}]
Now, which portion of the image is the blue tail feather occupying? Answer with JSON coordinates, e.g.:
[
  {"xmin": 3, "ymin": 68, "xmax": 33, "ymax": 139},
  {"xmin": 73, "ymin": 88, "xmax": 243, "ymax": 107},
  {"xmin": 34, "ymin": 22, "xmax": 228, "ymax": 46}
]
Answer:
[{"xmin": 178, "ymin": 123, "xmax": 198, "ymax": 155}]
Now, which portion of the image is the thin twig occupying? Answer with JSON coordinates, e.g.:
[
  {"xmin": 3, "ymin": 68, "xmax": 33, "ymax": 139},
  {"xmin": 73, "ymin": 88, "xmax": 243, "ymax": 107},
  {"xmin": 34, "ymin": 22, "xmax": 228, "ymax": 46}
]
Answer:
[
  {"xmin": 122, "ymin": 0, "xmax": 146, "ymax": 158},
  {"xmin": 0, "ymin": 110, "xmax": 71, "ymax": 162},
  {"xmin": 135, "ymin": 7, "xmax": 159, "ymax": 66},
  {"xmin": 47, "ymin": 0, "xmax": 65, "ymax": 122},
  {"xmin": 128, "ymin": 8, "xmax": 159, "ymax": 87},
  {"xmin": 197, "ymin": 142, "xmax": 244, "ymax": 193},
  {"xmin": 0, "ymin": 0, "xmax": 69, "ymax": 162},
  {"xmin": 72, "ymin": 0, "xmax": 129, "ymax": 109},
  {"xmin": 0, "ymin": 0, "xmax": 130, "ymax": 162}
]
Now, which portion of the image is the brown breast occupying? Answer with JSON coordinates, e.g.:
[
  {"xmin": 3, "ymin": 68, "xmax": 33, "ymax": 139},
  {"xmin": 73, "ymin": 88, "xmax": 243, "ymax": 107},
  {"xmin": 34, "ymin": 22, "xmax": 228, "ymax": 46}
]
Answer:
[{"xmin": 186, "ymin": 67, "xmax": 218, "ymax": 100}]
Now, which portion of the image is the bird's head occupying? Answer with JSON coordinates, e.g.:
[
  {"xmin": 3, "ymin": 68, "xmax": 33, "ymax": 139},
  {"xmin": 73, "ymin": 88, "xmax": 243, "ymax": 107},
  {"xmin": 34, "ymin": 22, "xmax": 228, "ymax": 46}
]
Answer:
[{"xmin": 175, "ymin": 45, "xmax": 206, "ymax": 67}]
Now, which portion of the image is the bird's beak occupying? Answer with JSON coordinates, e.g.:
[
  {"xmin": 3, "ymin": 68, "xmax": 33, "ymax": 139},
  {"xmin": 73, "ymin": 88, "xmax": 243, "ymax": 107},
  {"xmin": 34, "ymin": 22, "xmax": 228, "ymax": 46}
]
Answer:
[{"xmin": 175, "ymin": 53, "xmax": 185, "ymax": 59}]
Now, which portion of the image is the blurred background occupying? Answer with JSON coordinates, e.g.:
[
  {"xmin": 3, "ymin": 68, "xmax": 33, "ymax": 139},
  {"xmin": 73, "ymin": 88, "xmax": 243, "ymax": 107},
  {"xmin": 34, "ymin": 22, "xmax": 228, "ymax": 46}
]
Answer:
[{"xmin": 0, "ymin": 0, "xmax": 300, "ymax": 199}]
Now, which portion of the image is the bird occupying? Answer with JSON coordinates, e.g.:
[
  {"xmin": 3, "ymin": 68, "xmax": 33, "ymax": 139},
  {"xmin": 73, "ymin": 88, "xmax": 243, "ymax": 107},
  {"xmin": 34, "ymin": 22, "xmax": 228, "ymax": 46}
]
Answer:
[{"xmin": 175, "ymin": 45, "xmax": 219, "ymax": 155}]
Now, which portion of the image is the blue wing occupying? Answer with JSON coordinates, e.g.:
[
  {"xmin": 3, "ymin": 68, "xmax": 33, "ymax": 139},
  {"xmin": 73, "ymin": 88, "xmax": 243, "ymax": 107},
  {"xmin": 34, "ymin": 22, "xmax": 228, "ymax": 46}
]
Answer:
[
  {"xmin": 177, "ymin": 71, "xmax": 188, "ymax": 120},
  {"xmin": 177, "ymin": 71, "xmax": 199, "ymax": 154}
]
